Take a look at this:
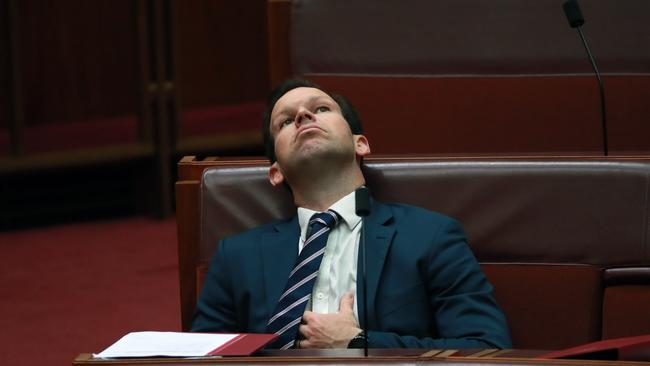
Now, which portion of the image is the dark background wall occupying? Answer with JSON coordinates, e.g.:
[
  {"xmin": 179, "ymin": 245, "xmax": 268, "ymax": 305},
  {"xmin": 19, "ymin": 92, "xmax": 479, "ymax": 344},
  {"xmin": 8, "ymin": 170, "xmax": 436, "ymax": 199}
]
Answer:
[
  {"xmin": 0, "ymin": 0, "xmax": 269, "ymax": 229},
  {"xmin": 282, "ymin": 0, "xmax": 650, "ymax": 156}
]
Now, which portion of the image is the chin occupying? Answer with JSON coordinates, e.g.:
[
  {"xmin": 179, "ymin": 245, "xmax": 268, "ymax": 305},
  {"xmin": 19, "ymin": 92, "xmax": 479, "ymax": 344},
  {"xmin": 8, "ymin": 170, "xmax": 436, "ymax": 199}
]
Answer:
[{"xmin": 297, "ymin": 140, "xmax": 328, "ymax": 155}]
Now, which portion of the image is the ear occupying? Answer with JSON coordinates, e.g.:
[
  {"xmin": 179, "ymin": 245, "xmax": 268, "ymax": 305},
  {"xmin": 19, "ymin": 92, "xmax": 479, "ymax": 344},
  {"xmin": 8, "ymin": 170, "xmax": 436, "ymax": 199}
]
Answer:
[
  {"xmin": 268, "ymin": 162, "xmax": 286, "ymax": 187},
  {"xmin": 353, "ymin": 135, "xmax": 371, "ymax": 157}
]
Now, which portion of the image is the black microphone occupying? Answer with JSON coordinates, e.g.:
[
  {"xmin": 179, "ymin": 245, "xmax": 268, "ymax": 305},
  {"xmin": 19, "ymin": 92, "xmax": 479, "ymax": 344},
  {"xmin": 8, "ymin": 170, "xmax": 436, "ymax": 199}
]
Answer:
[
  {"xmin": 562, "ymin": 0, "xmax": 608, "ymax": 156},
  {"xmin": 354, "ymin": 186, "xmax": 370, "ymax": 357},
  {"xmin": 355, "ymin": 186, "xmax": 371, "ymax": 217},
  {"xmin": 562, "ymin": 0, "xmax": 584, "ymax": 27}
]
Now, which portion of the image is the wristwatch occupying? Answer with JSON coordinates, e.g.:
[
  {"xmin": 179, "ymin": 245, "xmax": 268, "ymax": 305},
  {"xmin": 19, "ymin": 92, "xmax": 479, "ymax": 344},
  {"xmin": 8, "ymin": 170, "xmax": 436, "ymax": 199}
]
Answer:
[{"xmin": 347, "ymin": 331, "xmax": 368, "ymax": 349}]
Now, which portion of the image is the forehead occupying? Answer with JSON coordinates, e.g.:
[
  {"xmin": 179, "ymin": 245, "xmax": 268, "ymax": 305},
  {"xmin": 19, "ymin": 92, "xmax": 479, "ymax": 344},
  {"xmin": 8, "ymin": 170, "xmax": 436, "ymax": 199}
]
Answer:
[{"xmin": 271, "ymin": 87, "xmax": 336, "ymax": 117}]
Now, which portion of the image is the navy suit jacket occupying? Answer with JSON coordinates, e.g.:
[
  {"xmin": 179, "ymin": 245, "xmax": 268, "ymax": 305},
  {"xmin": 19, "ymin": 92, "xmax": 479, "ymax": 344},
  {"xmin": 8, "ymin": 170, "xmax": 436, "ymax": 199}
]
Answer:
[{"xmin": 193, "ymin": 201, "xmax": 512, "ymax": 349}]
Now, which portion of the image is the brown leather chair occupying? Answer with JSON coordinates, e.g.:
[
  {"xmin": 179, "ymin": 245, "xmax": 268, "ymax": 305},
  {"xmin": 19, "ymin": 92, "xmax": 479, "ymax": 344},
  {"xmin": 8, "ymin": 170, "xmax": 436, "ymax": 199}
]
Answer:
[{"xmin": 176, "ymin": 155, "xmax": 650, "ymax": 349}]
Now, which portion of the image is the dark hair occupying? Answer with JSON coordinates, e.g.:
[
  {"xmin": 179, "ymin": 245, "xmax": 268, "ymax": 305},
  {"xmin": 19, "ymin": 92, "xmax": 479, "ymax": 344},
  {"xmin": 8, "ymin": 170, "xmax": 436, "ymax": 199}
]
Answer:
[{"xmin": 262, "ymin": 79, "xmax": 363, "ymax": 163}]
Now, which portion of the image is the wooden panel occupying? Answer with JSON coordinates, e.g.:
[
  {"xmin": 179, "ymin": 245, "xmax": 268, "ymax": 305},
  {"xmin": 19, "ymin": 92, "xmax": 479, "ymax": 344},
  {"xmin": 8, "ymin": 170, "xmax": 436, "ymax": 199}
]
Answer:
[
  {"xmin": 308, "ymin": 75, "xmax": 605, "ymax": 155},
  {"xmin": 0, "ymin": 1, "xmax": 11, "ymax": 155},
  {"xmin": 17, "ymin": 0, "xmax": 139, "ymax": 125},
  {"xmin": 267, "ymin": 0, "xmax": 291, "ymax": 87},
  {"xmin": 289, "ymin": 0, "xmax": 650, "ymax": 76},
  {"xmin": 173, "ymin": 0, "xmax": 269, "ymax": 150},
  {"xmin": 21, "ymin": 116, "xmax": 140, "ymax": 154},
  {"xmin": 71, "ymin": 350, "xmax": 650, "ymax": 365},
  {"xmin": 16, "ymin": 0, "xmax": 142, "ymax": 154},
  {"xmin": 174, "ymin": 0, "xmax": 269, "ymax": 109},
  {"xmin": 175, "ymin": 180, "xmax": 201, "ymax": 331},
  {"xmin": 607, "ymin": 76, "xmax": 650, "ymax": 155}
]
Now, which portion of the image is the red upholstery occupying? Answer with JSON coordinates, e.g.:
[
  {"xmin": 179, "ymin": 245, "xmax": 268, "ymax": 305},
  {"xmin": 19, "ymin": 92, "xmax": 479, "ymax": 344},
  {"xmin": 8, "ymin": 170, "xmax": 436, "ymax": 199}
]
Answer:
[
  {"xmin": 602, "ymin": 267, "xmax": 650, "ymax": 339},
  {"xmin": 482, "ymin": 264, "xmax": 602, "ymax": 349},
  {"xmin": 602, "ymin": 286, "xmax": 650, "ymax": 340}
]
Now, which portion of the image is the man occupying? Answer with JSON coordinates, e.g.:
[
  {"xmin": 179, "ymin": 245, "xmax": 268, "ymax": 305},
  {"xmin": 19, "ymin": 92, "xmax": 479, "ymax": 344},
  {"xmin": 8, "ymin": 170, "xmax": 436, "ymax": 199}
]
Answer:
[{"xmin": 192, "ymin": 79, "xmax": 512, "ymax": 349}]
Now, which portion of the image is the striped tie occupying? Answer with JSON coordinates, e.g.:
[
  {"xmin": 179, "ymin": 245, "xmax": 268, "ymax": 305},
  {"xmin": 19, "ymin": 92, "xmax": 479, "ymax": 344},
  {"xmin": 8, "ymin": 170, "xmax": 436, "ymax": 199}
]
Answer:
[{"xmin": 266, "ymin": 210, "xmax": 340, "ymax": 349}]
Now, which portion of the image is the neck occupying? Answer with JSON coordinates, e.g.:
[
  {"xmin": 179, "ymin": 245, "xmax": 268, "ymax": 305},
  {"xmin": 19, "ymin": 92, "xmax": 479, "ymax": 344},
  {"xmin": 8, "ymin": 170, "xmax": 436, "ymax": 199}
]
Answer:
[{"xmin": 288, "ymin": 160, "xmax": 365, "ymax": 212}]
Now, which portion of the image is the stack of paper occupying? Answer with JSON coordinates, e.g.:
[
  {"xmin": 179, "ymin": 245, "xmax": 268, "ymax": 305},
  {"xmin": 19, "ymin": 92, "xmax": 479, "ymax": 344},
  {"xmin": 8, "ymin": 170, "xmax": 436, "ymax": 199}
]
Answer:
[{"xmin": 94, "ymin": 331, "xmax": 277, "ymax": 358}]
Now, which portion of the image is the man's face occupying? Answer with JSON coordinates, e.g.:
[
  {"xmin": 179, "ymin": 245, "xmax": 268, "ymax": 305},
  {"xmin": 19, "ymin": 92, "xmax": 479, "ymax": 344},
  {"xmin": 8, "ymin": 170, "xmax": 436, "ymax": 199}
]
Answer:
[{"xmin": 267, "ymin": 87, "xmax": 369, "ymax": 186}]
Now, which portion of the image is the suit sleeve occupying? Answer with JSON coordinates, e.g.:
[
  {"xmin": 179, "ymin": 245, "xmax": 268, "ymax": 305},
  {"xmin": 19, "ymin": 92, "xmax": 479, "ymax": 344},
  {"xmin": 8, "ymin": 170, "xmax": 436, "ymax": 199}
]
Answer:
[
  {"xmin": 368, "ymin": 218, "xmax": 512, "ymax": 349},
  {"xmin": 191, "ymin": 239, "xmax": 238, "ymax": 332}
]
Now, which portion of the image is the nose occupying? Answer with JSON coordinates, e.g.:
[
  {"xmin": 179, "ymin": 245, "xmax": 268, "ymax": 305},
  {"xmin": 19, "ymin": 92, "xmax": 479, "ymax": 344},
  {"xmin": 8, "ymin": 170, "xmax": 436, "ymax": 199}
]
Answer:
[{"xmin": 295, "ymin": 107, "xmax": 315, "ymax": 127}]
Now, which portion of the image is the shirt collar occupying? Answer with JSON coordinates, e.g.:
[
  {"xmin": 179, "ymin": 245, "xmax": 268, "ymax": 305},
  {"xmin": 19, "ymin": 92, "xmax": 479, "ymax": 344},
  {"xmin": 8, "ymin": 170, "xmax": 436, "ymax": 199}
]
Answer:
[{"xmin": 297, "ymin": 190, "xmax": 363, "ymax": 239}]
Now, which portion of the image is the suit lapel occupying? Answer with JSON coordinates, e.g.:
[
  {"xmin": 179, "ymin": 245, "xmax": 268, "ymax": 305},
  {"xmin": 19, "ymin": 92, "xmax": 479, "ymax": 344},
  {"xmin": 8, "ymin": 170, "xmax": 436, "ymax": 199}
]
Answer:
[
  {"xmin": 261, "ymin": 216, "xmax": 300, "ymax": 319},
  {"xmin": 357, "ymin": 201, "xmax": 395, "ymax": 329},
  {"xmin": 259, "ymin": 203, "xmax": 396, "ymax": 329}
]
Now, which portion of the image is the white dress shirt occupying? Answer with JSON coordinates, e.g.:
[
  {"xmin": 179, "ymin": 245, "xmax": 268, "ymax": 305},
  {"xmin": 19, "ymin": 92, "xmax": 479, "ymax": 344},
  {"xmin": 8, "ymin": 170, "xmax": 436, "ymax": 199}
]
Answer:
[{"xmin": 296, "ymin": 190, "xmax": 361, "ymax": 321}]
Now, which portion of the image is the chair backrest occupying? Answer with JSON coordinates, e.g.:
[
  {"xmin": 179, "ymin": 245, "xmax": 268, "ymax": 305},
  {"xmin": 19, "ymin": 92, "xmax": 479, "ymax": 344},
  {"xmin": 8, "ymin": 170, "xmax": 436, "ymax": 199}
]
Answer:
[{"xmin": 176, "ymin": 155, "xmax": 650, "ymax": 349}]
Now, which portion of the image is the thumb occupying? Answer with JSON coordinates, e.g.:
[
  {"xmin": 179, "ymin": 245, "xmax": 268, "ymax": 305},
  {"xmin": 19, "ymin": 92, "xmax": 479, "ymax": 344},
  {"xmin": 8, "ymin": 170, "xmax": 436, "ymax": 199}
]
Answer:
[{"xmin": 338, "ymin": 292, "xmax": 355, "ymax": 313}]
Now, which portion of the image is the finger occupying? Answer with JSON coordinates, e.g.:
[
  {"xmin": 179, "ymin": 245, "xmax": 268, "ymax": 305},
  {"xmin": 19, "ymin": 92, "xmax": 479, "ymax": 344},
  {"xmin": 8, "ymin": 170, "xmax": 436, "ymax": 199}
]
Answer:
[
  {"xmin": 302, "ymin": 310, "xmax": 314, "ymax": 322},
  {"xmin": 300, "ymin": 339, "xmax": 313, "ymax": 349},
  {"xmin": 298, "ymin": 324, "xmax": 310, "ymax": 337},
  {"xmin": 339, "ymin": 292, "xmax": 355, "ymax": 312}
]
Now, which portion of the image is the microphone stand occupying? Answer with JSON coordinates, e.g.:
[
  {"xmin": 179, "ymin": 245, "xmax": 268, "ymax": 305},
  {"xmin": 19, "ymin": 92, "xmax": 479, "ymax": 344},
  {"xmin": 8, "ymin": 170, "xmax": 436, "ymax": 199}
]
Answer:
[
  {"xmin": 355, "ymin": 186, "xmax": 370, "ymax": 357},
  {"xmin": 575, "ymin": 26, "xmax": 608, "ymax": 156},
  {"xmin": 360, "ymin": 216, "xmax": 368, "ymax": 356},
  {"xmin": 563, "ymin": 0, "xmax": 608, "ymax": 156}
]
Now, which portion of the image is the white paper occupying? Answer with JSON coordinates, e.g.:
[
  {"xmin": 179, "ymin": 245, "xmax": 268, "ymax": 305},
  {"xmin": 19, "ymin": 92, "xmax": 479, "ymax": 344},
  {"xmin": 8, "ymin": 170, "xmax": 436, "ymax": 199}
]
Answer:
[{"xmin": 94, "ymin": 331, "xmax": 239, "ymax": 358}]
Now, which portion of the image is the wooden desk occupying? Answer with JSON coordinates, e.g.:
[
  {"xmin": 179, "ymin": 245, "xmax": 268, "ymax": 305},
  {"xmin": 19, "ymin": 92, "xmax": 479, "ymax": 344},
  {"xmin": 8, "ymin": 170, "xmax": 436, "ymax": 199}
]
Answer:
[{"xmin": 74, "ymin": 349, "xmax": 650, "ymax": 366}]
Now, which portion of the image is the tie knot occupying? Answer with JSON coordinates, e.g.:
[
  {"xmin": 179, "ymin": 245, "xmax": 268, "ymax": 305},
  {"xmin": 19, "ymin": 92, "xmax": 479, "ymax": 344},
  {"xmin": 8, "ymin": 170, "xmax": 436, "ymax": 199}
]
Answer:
[{"xmin": 309, "ymin": 209, "xmax": 339, "ymax": 230}]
